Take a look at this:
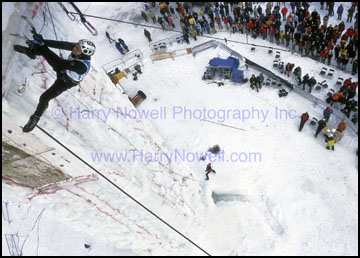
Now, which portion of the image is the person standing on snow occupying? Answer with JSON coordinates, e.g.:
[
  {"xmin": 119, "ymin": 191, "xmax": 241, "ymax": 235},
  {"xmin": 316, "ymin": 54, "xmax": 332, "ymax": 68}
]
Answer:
[
  {"xmin": 13, "ymin": 35, "xmax": 95, "ymax": 133},
  {"xmin": 315, "ymin": 119, "xmax": 327, "ymax": 137},
  {"xmin": 323, "ymin": 107, "xmax": 333, "ymax": 122},
  {"xmin": 115, "ymin": 40, "xmax": 125, "ymax": 55},
  {"xmin": 250, "ymin": 74, "xmax": 258, "ymax": 92},
  {"xmin": 299, "ymin": 112, "xmax": 309, "ymax": 132},
  {"xmin": 326, "ymin": 136, "xmax": 335, "ymax": 151},
  {"xmin": 256, "ymin": 73, "xmax": 264, "ymax": 89},
  {"xmin": 118, "ymin": 38, "xmax": 129, "ymax": 52},
  {"xmin": 205, "ymin": 163, "xmax": 216, "ymax": 180},
  {"xmin": 336, "ymin": 121, "xmax": 347, "ymax": 133},
  {"xmin": 105, "ymin": 31, "xmax": 114, "ymax": 43},
  {"xmin": 144, "ymin": 29, "xmax": 152, "ymax": 42}
]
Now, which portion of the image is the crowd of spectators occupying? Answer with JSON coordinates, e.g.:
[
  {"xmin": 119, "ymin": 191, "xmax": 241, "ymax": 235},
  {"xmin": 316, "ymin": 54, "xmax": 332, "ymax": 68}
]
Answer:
[{"xmin": 146, "ymin": 2, "xmax": 358, "ymax": 75}]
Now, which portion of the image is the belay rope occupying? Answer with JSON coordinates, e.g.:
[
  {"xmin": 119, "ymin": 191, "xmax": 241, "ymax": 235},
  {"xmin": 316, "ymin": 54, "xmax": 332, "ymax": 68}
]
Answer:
[{"xmin": 46, "ymin": 2, "xmax": 63, "ymax": 58}]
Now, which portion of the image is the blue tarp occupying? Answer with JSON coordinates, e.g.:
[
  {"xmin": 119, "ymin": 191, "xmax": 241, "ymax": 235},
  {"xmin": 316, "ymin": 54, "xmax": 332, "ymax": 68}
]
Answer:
[
  {"xmin": 209, "ymin": 57, "xmax": 240, "ymax": 70},
  {"xmin": 209, "ymin": 57, "xmax": 244, "ymax": 83},
  {"xmin": 231, "ymin": 69, "xmax": 244, "ymax": 83}
]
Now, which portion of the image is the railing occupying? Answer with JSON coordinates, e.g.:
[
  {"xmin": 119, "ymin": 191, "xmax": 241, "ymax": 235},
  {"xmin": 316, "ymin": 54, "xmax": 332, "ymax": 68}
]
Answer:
[
  {"xmin": 149, "ymin": 34, "xmax": 185, "ymax": 53},
  {"xmin": 101, "ymin": 49, "xmax": 143, "ymax": 73}
]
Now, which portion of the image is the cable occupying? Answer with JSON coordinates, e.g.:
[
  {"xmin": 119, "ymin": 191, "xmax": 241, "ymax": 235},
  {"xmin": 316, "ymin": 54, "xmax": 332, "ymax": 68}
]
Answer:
[
  {"xmin": 46, "ymin": 2, "xmax": 63, "ymax": 58},
  {"xmin": 34, "ymin": 124, "xmax": 211, "ymax": 256}
]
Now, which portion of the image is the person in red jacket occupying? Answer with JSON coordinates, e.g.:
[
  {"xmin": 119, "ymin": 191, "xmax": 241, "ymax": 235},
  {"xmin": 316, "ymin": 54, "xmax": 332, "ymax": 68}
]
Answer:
[
  {"xmin": 338, "ymin": 21, "xmax": 345, "ymax": 33},
  {"xmin": 179, "ymin": 6, "xmax": 185, "ymax": 17},
  {"xmin": 281, "ymin": 6, "xmax": 288, "ymax": 21},
  {"xmin": 223, "ymin": 16, "xmax": 229, "ymax": 30},
  {"xmin": 246, "ymin": 20, "xmax": 254, "ymax": 34},
  {"xmin": 284, "ymin": 62, "xmax": 292, "ymax": 77},
  {"xmin": 353, "ymin": 29, "xmax": 358, "ymax": 40},
  {"xmin": 205, "ymin": 163, "xmax": 216, "ymax": 181},
  {"xmin": 337, "ymin": 121, "xmax": 347, "ymax": 132},
  {"xmin": 299, "ymin": 112, "xmax": 309, "ymax": 132},
  {"xmin": 347, "ymin": 26, "xmax": 354, "ymax": 38},
  {"xmin": 168, "ymin": 16, "xmax": 175, "ymax": 28},
  {"xmin": 260, "ymin": 26, "xmax": 267, "ymax": 39},
  {"xmin": 330, "ymin": 91, "xmax": 344, "ymax": 107},
  {"xmin": 343, "ymin": 78, "xmax": 352, "ymax": 87}
]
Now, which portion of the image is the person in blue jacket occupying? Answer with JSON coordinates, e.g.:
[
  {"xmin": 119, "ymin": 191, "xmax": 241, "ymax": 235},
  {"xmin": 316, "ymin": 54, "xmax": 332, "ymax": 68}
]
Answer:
[
  {"xmin": 115, "ymin": 41, "xmax": 125, "ymax": 55},
  {"xmin": 323, "ymin": 106, "xmax": 333, "ymax": 122},
  {"xmin": 118, "ymin": 38, "xmax": 129, "ymax": 52}
]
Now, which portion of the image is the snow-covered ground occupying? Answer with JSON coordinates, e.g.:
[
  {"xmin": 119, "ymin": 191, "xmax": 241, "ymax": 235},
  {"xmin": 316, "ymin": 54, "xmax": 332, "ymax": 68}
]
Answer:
[{"xmin": 2, "ymin": 2, "xmax": 358, "ymax": 256}]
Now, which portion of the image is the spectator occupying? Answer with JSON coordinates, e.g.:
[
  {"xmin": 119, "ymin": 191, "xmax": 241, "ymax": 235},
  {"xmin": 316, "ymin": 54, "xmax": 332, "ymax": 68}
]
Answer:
[
  {"xmin": 337, "ymin": 4, "xmax": 344, "ymax": 20},
  {"xmin": 250, "ymin": 74, "xmax": 259, "ymax": 92},
  {"xmin": 327, "ymin": 49, "xmax": 333, "ymax": 65},
  {"xmin": 326, "ymin": 136, "xmax": 335, "ymax": 150},
  {"xmin": 280, "ymin": 30, "xmax": 285, "ymax": 44},
  {"xmin": 117, "ymin": 38, "xmax": 129, "ymax": 52},
  {"xmin": 352, "ymin": 59, "xmax": 358, "ymax": 75},
  {"xmin": 144, "ymin": 29, "xmax": 152, "ymax": 42},
  {"xmin": 323, "ymin": 14, "xmax": 329, "ymax": 27},
  {"xmin": 256, "ymin": 73, "xmax": 264, "ymax": 89},
  {"xmin": 315, "ymin": 119, "xmax": 327, "ymax": 137},
  {"xmin": 341, "ymin": 56, "xmax": 349, "ymax": 70},
  {"xmin": 308, "ymin": 76, "xmax": 317, "ymax": 93},
  {"xmin": 299, "ymin": 112, "xmax": 309, "ymax": 131},
  {"xmin": 115, "ymin": 41, "xmax": 125, "ymax": 55},
  {"xmin": 281, "ymin": 6, "xmax": 288, "ymax": 21},
  {"xmin": 347, "ymin": 6, "xmax": 355, "ymax": 23},
  {"xmin": 294, "ymin": 66, "xmax": 302, "ymax": 84},
  {"xmin": 337, "ymin": 121, "xmax": 347, "ymax": 132},
  {"xmin": 330, "ymin": 91, "xmax": 343, "ymax": 107},
  {"xmin": 351, "ymin": 112, "xmax": 358, "ymax": 124},
  {"xmin": 141, "ymin": 11, "xmax": 148, "ymax": 23},
  {"xmin": 302, "ymin": 73, "xmax": 310, "ymax": 90},
  {"xmin": 284, "ymin": 62, "xmax": 292, "ymax": 77},
  {"xmin": 328, "ymin": 3, "xmax": 335, "ymax": 16},
  {"xmin": 323, "ymin": 106, "xmax": 333, "ymax": 122}
]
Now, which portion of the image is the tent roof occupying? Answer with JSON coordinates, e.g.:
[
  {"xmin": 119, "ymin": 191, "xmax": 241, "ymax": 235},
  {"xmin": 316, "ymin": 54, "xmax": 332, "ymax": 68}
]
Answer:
[{"xmin": 209, "ymin": 57, "xmax": 240, "ymax": 70}]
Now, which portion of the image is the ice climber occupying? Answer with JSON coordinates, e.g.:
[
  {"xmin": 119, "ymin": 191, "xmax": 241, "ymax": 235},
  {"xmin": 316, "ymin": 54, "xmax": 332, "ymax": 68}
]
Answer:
[{"xmin": 13, "ymin": 34, "xmax": 95, "ymax": 132}]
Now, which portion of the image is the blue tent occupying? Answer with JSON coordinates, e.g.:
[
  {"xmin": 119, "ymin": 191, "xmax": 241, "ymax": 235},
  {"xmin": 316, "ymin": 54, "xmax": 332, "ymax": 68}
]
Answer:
[
  {"xmin": 208, "ymin": 57, "xmax": 244, "ymax": 83},
  {"xmin": 209, "ymin": 57, "xmax": 240, "ymax": 70},
  {"xmin": 231, "ymin": 69, "xmax": 244, "ymax": 83}
]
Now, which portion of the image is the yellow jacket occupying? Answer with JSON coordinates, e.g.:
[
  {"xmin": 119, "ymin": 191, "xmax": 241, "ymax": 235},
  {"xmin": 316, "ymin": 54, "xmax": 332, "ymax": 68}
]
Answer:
[
  {"xmin": 327, "ymin": 139, "xmax": 335, "ymax": 147},
  {"xmin": 266, "ymin": 20, "xmax": 273, "ymax": 28},
  {"xmin": 341, "ymin": 48, "xmax": 347, "ymax": 56}
]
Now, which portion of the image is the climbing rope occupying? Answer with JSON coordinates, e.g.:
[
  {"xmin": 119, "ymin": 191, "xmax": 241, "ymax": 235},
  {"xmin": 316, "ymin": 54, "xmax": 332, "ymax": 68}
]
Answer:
[
  {"xmin": 46, "ymin": 2, "xmax": 63, "ymax": 58},
  {"xmin": 35, "ymin": 124, "xmax": 211, "ymax": 256}
]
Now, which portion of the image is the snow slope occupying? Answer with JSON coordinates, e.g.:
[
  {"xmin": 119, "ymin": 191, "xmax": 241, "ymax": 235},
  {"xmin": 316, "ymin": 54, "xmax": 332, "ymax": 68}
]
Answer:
[{"xmin": 2, "ymin": 2, "xmax": 358, "ymax": 256}]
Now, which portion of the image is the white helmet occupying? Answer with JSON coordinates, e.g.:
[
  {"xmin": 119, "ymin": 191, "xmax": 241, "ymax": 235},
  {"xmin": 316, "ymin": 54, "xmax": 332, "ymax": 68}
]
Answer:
[{"xmin": 78, "ymin": 39, "xmax": 96, "ymax": 56}]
